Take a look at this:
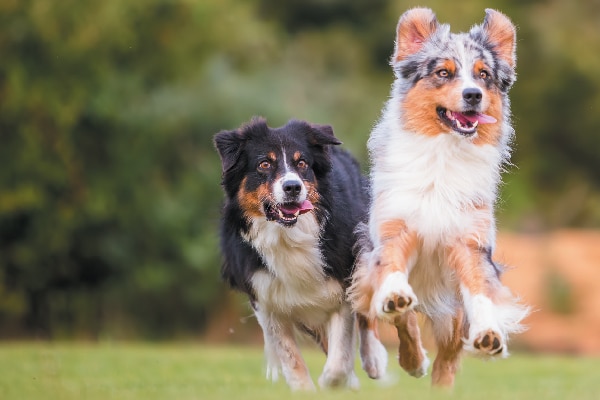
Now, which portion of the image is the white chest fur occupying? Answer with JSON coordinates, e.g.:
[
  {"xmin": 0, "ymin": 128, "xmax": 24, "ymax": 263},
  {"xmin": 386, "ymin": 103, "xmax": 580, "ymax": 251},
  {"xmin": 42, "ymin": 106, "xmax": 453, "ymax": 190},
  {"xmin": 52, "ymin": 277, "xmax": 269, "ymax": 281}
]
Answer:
[
  {"xmin": 369, "ymin": 116, "xmax": 503, "ymax": 248},
  {"xmin": 243, "ymin": 214, "xmax": 343, "ymax": 325}
]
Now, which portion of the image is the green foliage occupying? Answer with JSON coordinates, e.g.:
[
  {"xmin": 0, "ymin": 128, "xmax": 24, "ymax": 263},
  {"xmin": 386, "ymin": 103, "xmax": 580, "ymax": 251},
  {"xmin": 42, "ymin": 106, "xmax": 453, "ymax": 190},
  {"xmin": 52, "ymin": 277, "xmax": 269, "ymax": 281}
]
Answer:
[{"xmin": 0, "ymin": 0, "xmax": 599, "ymax": 337}]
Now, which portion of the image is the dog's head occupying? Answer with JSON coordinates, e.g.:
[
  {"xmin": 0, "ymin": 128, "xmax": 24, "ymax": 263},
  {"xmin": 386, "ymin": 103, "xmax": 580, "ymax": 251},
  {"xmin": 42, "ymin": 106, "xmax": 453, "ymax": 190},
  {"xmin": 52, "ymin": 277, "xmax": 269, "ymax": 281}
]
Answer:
[
  {"xmin": 214, "ymin": 117, "xmax": 341, "ymax": 227},
  {"xmin": 391, "ymin": 8, "xmax": 516, "ymax": 144}
]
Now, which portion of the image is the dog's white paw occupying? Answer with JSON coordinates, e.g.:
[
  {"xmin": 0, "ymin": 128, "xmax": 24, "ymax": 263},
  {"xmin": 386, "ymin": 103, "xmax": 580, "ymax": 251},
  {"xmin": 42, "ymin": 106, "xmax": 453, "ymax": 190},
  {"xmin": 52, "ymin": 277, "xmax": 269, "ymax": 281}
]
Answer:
[
  {"xmin": 360, "ymin": 331, "xmax": 388, "ymax": 379},
  {"xmin": 372, "ymin": 271, "xmax": 417, "ymax": 321},
  {"xmin": 462, "ymin": 293, "xmax": 508, "ymax": 358},
  {"xmin": 318, "ymin": 368, "xmax": 360, "ymax": 390},
  {"xmin": 465, "ymin": 329, "xmax": 507, "ymax": 357}
]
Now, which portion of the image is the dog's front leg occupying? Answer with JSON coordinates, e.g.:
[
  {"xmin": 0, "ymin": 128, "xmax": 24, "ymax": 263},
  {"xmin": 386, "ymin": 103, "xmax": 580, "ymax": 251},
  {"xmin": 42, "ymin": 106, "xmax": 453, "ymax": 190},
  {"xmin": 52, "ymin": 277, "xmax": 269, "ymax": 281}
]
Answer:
[
  {"xmin": 446, "ymin": 240, "xmax": 506, "ymax": 357},
  {"xmin": 254, "ymin": 308, "xmax": 315, "ymax": 391},
  {"xmin": 357, "ymin": 314, "xmax": 388, "ymax": 379},
  {"xmin": 318, "ymin": 302, "xmax": 359, "ymax": 390},
  {"xmin": 370, "ymin": 219, "xmax": 419, "ymax": 321}
]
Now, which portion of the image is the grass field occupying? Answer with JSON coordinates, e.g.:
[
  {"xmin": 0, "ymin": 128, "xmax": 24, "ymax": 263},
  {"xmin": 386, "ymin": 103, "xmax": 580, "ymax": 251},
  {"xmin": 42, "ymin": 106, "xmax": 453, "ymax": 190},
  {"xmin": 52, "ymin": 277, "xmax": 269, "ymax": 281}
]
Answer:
[{"xmin": 0, "ymin": 343, "xmax": 597, "ymax": 400}]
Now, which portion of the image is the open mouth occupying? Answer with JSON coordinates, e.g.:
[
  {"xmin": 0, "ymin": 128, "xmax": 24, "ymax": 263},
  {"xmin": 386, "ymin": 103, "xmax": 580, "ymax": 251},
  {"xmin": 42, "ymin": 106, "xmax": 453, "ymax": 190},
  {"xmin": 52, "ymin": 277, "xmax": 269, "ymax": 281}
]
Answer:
[
  {"xmin": 437, "ymin": 107, "xmax": 497, "ymax": 136},
  {"xmin": 264, "ymin": 200, "xmax": 314, "ymax": 226}
]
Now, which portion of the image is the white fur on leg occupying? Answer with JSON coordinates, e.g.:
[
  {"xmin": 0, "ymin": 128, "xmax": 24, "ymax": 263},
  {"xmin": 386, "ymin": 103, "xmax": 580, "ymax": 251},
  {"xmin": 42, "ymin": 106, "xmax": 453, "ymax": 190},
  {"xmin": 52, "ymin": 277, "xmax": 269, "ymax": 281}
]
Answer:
[
  {"xmin": 372, "ymin": 271, "xmax": 417, "ymax": 321},
  {"xmin": 461, "ymin": 290, "xmax": 506, "ymax": 357},
  {"xmin": 318, "ymin": 304, "xmax": 360, "ymax": 390},
  {"xmin": 255, "ymin": 307, "xmax": 315, "ymax": 390},
  {"xmin": 359, "ymin": 326, "xmax": 388, "ymax": 379}
]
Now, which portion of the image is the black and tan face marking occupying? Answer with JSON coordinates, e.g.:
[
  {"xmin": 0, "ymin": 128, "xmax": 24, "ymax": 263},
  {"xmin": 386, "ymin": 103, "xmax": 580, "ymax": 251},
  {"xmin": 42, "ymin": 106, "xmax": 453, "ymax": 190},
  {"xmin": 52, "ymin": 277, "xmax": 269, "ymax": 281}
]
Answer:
[
  {"xmin": 392, "ymin": 8, "xmax": 516, "ymax": 145},
  {"xmin": 214, "ymin": 118, "xmax": 341, "ymax": 227}
]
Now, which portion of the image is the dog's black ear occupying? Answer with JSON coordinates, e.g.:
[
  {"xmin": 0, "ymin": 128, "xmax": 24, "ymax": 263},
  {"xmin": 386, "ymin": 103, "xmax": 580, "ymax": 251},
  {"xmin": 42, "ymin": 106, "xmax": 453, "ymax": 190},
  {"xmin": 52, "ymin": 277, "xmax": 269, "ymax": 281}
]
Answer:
[
  {"xmin": 213, "ymin": 128, "xmax": 246, "ymax": 174},
  {"xmin": 308, "ymin": 123, "xmax": 342, "ymax": 146}
]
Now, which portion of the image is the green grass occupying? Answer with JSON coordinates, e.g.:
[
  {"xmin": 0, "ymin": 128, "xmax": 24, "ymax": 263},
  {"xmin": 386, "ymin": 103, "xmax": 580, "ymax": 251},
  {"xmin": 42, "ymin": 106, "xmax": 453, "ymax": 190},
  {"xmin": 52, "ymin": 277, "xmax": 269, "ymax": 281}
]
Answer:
[{"xmin": 0, "ymin": 343, "xmax": 597, "ymax": 400}]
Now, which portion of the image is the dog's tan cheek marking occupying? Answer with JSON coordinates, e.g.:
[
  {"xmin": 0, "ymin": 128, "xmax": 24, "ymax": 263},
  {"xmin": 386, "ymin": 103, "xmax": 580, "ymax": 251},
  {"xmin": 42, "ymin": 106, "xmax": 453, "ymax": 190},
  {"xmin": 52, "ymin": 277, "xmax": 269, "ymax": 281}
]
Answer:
[
  {"xmin": 377, "ymin": 219, "xmax": 418, "ymax": 285},
  {"xmin": 304, "ymin": 181, "xmax": 320, "ymax": 205},
  {"xmin": 474, "ymin": 89, "xmax": 503, "ymax": 146},
  {"xmin": 401, "ymin": 79, "xmax": 462, "ymax": 136},
  {"xmin": 237, "ymin": 178, "xmax": 268, "ymax": 219},
  {"xmin": 401, "ymin": 80, "xmax": 442, "ymax": 136}
]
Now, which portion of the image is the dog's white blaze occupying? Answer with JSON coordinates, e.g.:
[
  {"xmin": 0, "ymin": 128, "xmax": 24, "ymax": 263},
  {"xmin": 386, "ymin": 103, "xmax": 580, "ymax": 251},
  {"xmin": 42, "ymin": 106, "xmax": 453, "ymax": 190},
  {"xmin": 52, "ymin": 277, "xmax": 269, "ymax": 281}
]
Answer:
[
  {"xmin": 457, "ymin": 45, "xmax": 479, "ymax": 92},
  {"xmin": 273, "ymin": 171, "xmax": 307, "ymax": 204}
]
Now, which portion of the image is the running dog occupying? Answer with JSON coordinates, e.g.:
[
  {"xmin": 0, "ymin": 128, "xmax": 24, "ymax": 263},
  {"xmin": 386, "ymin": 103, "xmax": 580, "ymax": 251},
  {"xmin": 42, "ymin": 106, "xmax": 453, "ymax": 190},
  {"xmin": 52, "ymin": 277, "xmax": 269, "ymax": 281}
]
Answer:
[
  {"xmin": 214, "ymin": 118, "xmax": 387, "ymax": 390},
  {"xmin": 349, "ymin": 8, "xmax": 529, "ymax": 387}
]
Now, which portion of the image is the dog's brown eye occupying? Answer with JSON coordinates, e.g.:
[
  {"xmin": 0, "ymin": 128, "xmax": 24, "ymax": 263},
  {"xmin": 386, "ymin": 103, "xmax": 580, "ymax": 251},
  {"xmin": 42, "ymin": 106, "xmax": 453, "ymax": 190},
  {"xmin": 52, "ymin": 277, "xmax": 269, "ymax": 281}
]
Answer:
[
  {"xmin": 258, "ymin": 161, "xmax": 271, "ymax": 170},
  {"xmin": 297, "ymin": 160, "xmax": 308, "ymax": 169},
  {"xmin": 437, "ymin": 69, "xmax": 449, "ymax": 78},
  {"xmin": 480, "ymin": 70, "xmax": 489, "ymax": 79}
]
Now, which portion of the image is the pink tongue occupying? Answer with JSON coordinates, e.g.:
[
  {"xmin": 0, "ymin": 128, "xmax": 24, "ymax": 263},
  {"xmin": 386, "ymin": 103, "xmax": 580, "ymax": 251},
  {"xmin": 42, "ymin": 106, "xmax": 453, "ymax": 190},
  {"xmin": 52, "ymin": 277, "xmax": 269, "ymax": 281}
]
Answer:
[
  {"xmin": 298, "ymin": 200, "xmax": 314, "ymax": 214},
  {"xmin": 280, "ymin": 200, "xmax": 314, "ymax": 215},
  {"xmin": 461, "ymin": 112, "xmax": 497, "ymax": 124}
]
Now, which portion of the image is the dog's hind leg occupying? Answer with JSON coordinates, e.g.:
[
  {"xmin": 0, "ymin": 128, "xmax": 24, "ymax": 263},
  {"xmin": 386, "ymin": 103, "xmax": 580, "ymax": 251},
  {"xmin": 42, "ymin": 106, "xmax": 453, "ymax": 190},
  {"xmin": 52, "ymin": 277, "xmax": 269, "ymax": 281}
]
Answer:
[
  {"xmin": 255, "ymin": 308, "xmax": 315, "ymax": 391},
  {"xmin": 395, "ymin": 310, "xmax": 429, "ymax": 378},
  {"xmin": 430, "ymin": 310, "xmax": 466, "ymax": 388},
  {"xmin": 318, "ymin": 302, "xmax": 360, "ymax": 390},
  {"xmin": 357, "ymin": 314, "xmax": 388, "ymax": 379}
]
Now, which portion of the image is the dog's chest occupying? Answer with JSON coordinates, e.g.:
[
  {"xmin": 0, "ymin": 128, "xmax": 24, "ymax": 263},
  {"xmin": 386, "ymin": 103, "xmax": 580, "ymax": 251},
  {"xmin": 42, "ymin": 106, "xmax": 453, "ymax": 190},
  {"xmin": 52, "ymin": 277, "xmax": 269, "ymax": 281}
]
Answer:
[
  {"xmin": 373, "ymin": 131, "xmax": 502, "ymax": 238},
  {"xmin": 243, "ymin": 215, "xmax": 343, "ymax": 322}
]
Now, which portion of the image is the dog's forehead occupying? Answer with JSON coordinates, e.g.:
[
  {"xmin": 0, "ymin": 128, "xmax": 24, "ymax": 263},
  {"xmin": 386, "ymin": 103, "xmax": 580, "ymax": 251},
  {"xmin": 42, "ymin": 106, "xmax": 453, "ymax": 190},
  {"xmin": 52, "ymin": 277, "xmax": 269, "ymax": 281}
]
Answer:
[
  {"xmin": 248, "ymin": 125, "xmax": 310, "ymax": 159},
  {"xmin": 426, "ymin": 31, "xmax": 494, "ymax": 68}
]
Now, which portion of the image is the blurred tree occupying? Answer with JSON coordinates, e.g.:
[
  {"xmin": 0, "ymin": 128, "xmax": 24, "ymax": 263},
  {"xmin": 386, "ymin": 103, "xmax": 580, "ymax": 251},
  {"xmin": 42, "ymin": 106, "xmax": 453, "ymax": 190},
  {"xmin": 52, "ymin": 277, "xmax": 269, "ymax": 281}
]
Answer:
[{"xmin": 0, "ymin": 0, "xmax": 599, "ymax": 338}]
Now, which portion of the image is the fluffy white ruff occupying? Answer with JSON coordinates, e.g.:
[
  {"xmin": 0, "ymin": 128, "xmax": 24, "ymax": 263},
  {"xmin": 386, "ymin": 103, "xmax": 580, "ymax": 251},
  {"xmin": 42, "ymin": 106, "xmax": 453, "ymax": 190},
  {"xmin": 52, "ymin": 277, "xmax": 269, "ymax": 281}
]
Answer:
[
  {"xmin": 368, "ymin": 118, "xmax": 504, "ymax": 250},
  {"xmin": 244, "ymin": 214, "xmax": 344, "ymax": 324}
]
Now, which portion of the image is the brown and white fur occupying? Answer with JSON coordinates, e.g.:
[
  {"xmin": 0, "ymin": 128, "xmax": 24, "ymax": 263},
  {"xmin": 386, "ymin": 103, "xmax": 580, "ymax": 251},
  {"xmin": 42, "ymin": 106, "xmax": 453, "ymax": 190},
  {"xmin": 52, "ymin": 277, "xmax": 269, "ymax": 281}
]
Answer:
[{"xmin": 349, "ymin": 8, "xmax": 530, "ymax": 387}]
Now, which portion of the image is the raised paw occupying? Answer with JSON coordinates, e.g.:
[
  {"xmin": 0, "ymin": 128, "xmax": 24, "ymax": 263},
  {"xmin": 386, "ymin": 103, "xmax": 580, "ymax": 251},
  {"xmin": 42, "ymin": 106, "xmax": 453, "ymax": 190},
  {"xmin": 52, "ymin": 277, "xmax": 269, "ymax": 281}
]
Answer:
[
  {"xmin": 473, "ymin": 329, "xmax": 505, "ymax": 356},
  {"xmin": 373, "ymin": 271, "xmax": 417, "ymax": 321},
  {"xmin": 383, "ymin": 294, "xmax": 414, "ymax": 313}
]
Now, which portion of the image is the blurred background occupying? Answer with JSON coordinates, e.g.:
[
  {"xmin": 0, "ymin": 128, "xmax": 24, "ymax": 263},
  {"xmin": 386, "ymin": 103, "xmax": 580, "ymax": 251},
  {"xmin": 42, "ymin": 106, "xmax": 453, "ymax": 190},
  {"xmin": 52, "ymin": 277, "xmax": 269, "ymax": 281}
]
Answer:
[{"xmin": 1, "ymin": 0, "xmax": 599, "ymax": 353}]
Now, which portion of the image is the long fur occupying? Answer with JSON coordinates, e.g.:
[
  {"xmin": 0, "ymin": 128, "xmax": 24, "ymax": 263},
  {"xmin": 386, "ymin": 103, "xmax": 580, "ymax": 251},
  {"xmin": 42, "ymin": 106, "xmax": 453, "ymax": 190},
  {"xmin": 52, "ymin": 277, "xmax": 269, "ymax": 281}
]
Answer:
[
  {"xmin": 214, "ymin": 118, "xmax": 386, "ymax": 390},
  {"xmin": 348, "ymin": 8, "xmax": 530, "ymax": 388}
]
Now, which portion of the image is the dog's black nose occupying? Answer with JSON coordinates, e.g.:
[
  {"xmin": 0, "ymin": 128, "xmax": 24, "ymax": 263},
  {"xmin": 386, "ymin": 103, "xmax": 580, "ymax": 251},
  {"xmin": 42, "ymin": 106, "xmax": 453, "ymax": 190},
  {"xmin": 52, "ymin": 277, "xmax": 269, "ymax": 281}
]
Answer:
[
  {"xmin": 463, "ymin": 88, "xmax": 482, "ymax": 106},
  {"xmin": 282, "ymin": 180, "xmax": 302, "ymax": 197}
]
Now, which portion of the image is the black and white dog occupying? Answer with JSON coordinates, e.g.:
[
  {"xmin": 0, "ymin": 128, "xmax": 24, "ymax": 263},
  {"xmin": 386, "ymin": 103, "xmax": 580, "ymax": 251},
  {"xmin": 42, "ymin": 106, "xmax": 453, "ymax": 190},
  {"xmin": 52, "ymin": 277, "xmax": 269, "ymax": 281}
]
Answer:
[{"xmin": 214, "ymin": 117, "xmax": 387, "ymax": 390}]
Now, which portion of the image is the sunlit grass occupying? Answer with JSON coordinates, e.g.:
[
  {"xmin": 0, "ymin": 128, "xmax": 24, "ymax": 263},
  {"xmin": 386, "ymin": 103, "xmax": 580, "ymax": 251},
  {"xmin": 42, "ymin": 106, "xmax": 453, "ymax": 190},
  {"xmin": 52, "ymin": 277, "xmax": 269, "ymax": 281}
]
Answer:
[{"xmin": 0, "ymin": 343, "xmax": 597, "ymax": 400}]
